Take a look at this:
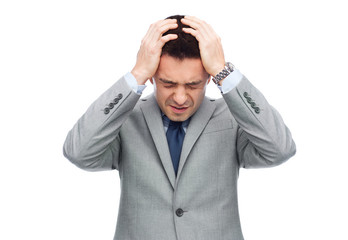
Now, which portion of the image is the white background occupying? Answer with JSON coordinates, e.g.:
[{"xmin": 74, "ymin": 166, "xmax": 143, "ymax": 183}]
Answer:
[{"xmin": 1, "ymin": 0, "xmax": 347, "ymax": 239}]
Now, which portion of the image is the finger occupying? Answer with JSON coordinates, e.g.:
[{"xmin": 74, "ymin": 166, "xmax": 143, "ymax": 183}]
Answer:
[
  {"xmin": 143, "ymin": 19, "xmax": 177, "ymax": 42},
  {"xmin": 183, "ymin": 26, "xmax": 220, "ymax": 44},
  {"xmin": 159, "ymin": 23, "xmax": 178, "ymax": 35},
  {"xmin": 183, "ymin": 15, "xmax": 199, "ymax": 21},
  {"xmin": 182, "ymin": 26, "xmax": 212, "ymax": 44},
  {"xmin": 182, "ymin": 16, "xmax": 216, "ymax": 35},
  {"xmin": 183, "ymin": 15, "xmax": 212, "ymax": 30},
  {"xmin": 161, "ymin": 18, "xmax": 178, "ymax": 27},
  {"xmin": 182, "ymin": 18, "xmax": 221, "ymax": 45},
  {"xmin": 182, "ymin": 16, "xmax": 207, "ymax": 29},
  {"xmin": 151, "ymin": 19, "xmax": 178, "ymax": 34},
  {"xmin": 150, "ymin": 18, "xmax": 177, "ymax": 31},
  {"xmin": 182, "ymin": 27, "xmax": 203, "ymax": 41},
  {"xmin": 146, "ymin": 21, "xmax": 178, "ymax": 44},
  {"xmin": 158, "ymin": 34, "xmax": 178, "ymax": 47}
]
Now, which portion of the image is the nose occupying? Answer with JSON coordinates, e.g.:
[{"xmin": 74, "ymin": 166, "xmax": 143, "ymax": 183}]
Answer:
[{"xmin": 172, "ymin": 86, "xmax": 188, "ymax": 105}]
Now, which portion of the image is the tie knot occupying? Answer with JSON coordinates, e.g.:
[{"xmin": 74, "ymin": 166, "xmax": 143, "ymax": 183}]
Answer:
[
  {"xmin": 162, "ymin": 114, "xmax": 190, "ymax": 129},
  {"xmin": 162, "ymin": 115, "xmax": 182, "ymax": 127}
]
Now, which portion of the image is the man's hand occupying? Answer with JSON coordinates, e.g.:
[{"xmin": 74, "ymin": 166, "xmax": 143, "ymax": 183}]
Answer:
[
  {"xmin": 181, "ymin": 16, "xmax": 226, "ymax": 77},
  {"xmin": 131, "ymin": 19, "xmax": 178, "ymax": 85}
]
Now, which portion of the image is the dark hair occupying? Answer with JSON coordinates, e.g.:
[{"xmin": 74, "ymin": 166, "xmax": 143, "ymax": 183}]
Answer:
[{"xmin": 162, "ymin": 15, "xmax": 200, "ymax": 60}]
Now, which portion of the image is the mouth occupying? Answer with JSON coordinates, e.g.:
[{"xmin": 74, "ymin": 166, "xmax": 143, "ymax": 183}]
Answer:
[{"xmin": 170, "ymin": 105, "xmax": 189, "ymax": 114}]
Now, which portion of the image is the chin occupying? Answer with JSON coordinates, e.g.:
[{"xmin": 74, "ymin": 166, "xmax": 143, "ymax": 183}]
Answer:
[{"xmin": 169, "ymin": 113, "xmax": 191, "ymax": 122}]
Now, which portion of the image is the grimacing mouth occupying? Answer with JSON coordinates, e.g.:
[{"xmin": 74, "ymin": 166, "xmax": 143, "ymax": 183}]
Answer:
[{"xmin": 171, "ymin": 105, "xmax": 189, "ymax": 110}]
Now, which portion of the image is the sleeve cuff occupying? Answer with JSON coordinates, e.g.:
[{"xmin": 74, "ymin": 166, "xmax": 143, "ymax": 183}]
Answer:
[
  {"xmin": 124, "ymin": 72, "xmax": 147, "ymax": 95},
  {"xmin": 217, "ymin": 69, "xmax": 243, "ymax": 94}
]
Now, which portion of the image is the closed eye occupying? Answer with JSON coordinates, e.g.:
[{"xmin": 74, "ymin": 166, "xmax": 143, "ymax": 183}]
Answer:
[
  {"xmin": 185, "ymin": 80, "xmax": 203, "ymax": 89},
  {"xmin": 158, "ymin": 78, "xmax": 176, "ymax": 86},
  {"xmin": 157, "ymin": 78, "xmax": 204, "ymax": 89},
  {"xmin": 186, "ymin": 85, "xmax": 196, "ymax": 90}
]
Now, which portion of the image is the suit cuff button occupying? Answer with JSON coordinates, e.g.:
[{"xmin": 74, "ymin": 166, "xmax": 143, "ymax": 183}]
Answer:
[{"xmin": 104, "ymin": 107, "xmax": 110, "ymax": 114}]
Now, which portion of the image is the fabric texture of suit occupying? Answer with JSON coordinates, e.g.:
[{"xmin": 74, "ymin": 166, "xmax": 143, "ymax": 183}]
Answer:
[{"xmin": 63, "ymin": 74, "xmax": 296, "ymax": 240}]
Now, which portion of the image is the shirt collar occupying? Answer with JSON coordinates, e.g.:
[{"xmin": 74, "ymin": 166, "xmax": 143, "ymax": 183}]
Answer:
[{"xmin": 161, "ymin": 113, "xmax": 191, "ymax": 129}]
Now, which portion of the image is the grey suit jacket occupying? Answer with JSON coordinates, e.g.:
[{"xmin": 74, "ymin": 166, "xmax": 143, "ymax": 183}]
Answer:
[{"xmin": 63, "ymin": 75, "xmax": 296, "ymax": 240}]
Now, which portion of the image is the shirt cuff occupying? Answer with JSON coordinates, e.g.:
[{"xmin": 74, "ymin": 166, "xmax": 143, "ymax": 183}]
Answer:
[
  {"xmin": 124, "ymin": 72, "xmax": 147, "ymax": 95},
  {"xmin": 217, "ymin": 69, "xmax": 243, "ymax": 94}
]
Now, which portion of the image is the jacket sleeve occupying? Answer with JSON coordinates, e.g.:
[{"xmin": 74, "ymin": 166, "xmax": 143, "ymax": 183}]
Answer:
[
  {"xmin": 63, "ymin": 76, "xmax": 141, "ymax": 171},
  {"xmin": 223, "ymin": 76, "xmax": 296, "ymax": 168}
]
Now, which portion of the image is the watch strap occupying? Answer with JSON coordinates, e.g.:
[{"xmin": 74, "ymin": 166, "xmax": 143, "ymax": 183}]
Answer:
[{"xmin": 212, "ymin": 62, "xmax": 235, "ymax": 85}]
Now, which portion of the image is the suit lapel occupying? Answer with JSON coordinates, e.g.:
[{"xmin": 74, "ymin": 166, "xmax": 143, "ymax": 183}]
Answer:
[
  {"xmin": 176, "ymin": 98, "xmax": 216, "ymax": 181},
  {"xmin": 140, "ymin": 95, "xmax": 176, "ymax": 189}
]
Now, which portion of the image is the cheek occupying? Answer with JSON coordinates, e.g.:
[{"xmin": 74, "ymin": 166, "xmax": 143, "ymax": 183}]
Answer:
[{"xmin": 155, "ymin": 88, "xmax": 171, "ymax": 105}]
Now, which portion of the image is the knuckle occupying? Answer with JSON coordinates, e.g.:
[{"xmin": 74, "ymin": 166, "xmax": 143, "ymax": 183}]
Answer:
[
  {"xmin": 156, "ymin": 26, "xmax": 162, "ymax": 33},
  {"xmin": 154, "ymin": 20, "xmax": 162, "ymax": 27},
  {"xmin": 160, "ymin": 36, "xmax": 166, "ymax": 42},
  {"xmin": 160, "ymin": 36, "xmax": 169, "ymax": 43}
]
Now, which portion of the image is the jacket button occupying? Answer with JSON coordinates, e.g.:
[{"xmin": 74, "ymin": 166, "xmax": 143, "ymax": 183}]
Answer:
[
  {"xmin": 108, "ymin": 103, "xmax": 114, "ymax": 109},
  {"xmin": 243, "ymin": 92, "xmax": 249, "ymax": 97},
  {"xmin": 118, "ymin": 93, "xmax": 123, "ymax": 99},
  {"xmin": 250, "ymin": 102, "xmax": 256, "ymax": 107},
  {"xmin": 104, "ymin": 107, "xmax": 110, "ymax": 114},
  {"xmin": 176, "ymin": 208, "xmax": 184, "ymax": 217},
  {"xmin": 254, "ymin": 107, "xmax": 260, "ymax": 114},
  {"xmin": 113, "ymin": 98, "xmax": 119, "ymax": 104}
]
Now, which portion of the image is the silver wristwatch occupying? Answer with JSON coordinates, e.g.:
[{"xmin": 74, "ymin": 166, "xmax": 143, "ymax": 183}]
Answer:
[{"xmin": 212, "ymin": 62, "xmax": 235, "ymax": 84}]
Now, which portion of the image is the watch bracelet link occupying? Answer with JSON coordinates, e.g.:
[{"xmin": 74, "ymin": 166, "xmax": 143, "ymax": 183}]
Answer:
[{"xmin": 212, "ymin": 62, "xmax": 234, "ymax": 84}]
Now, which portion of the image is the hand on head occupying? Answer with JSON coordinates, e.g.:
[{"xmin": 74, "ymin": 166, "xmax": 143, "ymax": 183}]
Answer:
[
  {"xmin": 131, "ymin": 18, "xmax": 178, "ymax": 85},
  {"xmin": 131, "ymin": 15, "xmax": 225, "ymax": 85},
  {"xmin": 181, "ymin": 16, "xmax": 225, "ymax": 77}
]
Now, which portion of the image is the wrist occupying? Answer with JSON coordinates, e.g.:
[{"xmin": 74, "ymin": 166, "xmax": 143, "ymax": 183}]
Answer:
[
  {"xmin": 211, "ymin": 64, "xmax": 226, "ymax": 77},
  {"xmin": 131, "ymin": 68, "xmax": 148, "ymax": 85}
]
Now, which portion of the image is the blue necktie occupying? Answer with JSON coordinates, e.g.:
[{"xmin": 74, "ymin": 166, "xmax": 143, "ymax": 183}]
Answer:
[{"xmin": 164, "ymin": 116, "xmax": 185, "ymax": 176}]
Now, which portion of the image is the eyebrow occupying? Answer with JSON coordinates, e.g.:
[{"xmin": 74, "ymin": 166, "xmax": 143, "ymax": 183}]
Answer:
[{"xmin": 158, "ymin": 78, "xmax": 204, "ymax": 86}]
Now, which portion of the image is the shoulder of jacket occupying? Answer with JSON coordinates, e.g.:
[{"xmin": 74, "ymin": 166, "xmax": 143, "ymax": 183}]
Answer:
[{"xmin": 206, "ymin": 96, "xmax": 226, "ymax": 107}]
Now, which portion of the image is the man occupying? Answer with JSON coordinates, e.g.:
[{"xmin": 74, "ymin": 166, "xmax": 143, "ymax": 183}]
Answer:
[{"xmin": 63, "ymin": 15, "xmax": 296, "ymax": 240}]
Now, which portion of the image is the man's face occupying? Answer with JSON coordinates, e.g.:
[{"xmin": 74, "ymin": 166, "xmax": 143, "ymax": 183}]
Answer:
[{"xmin": 151, "ymin": 55, "xmax": 210, "ymax": 122}]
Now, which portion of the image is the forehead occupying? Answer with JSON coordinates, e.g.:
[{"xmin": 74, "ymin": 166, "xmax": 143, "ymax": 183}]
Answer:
[{"xmin": 155, "ymin": 55, "xmax": 209, "ymax": 83}]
